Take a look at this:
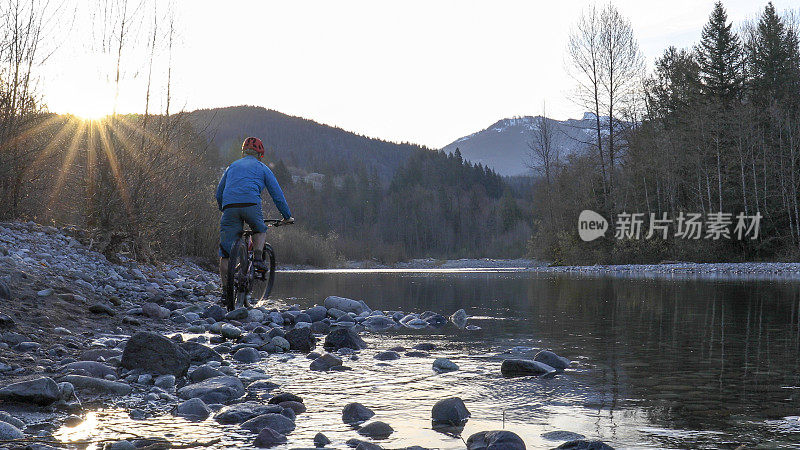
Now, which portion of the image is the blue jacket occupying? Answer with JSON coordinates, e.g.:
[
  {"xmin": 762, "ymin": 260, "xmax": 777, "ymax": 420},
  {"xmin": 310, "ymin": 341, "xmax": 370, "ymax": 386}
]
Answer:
[{"xmin": 216, "ymin": 156, "xmax": 292, "ymax": 219}]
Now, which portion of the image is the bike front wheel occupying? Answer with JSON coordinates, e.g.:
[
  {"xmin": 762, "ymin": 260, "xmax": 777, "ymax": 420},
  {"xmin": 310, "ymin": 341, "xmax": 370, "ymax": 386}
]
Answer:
[{"xmin": 250, "ymin": 243, "xmax": 276, "ymax": 304}]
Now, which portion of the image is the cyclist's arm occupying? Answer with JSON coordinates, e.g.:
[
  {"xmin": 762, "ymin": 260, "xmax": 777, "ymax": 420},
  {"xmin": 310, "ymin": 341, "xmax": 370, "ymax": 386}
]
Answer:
[
  {"xmin": 262, "ymin": 166, "xmax": 291, "ymax": 219},
  {"xmin": 216, "ymin": 168, "xmax": 228, "ymax": 211}
]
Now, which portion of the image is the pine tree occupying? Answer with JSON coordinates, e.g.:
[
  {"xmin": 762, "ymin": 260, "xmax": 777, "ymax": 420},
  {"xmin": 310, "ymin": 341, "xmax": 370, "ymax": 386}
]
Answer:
[
  {"xmin": 747, "ymin": 2, "xmax": 800, "ymax": 106},
  {"xmin": 697, "ymin": 1, "xmax": 743, "ymax": 105}
]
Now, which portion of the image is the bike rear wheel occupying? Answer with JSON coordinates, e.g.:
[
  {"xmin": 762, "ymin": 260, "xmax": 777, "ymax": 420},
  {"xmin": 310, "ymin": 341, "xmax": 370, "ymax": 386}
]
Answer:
[
  {"xmin": 225, "ymin": 237, "xmax": 250, "ymax": 311},
  {"xmin": 250, "ymin": 243, "xmax": 276, "ymax": 303}
]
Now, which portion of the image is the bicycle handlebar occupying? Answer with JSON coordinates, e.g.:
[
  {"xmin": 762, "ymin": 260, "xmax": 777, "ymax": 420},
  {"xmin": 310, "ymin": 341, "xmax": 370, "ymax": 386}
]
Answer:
[{"xmin": 265, "ymin": 218, "xmax": 294, "ymax": 227}]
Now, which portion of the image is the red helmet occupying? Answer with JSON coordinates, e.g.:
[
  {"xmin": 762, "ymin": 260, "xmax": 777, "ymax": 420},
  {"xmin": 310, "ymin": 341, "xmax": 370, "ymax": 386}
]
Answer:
[{"xmin": 242, "ymin": 137, "xmax": 265, "ymax": 157}]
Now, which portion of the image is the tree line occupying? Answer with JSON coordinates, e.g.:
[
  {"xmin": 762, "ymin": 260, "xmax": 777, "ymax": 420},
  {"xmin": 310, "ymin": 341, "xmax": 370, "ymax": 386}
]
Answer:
[{"xmin": 529, "ymin": 1, "xmax": 800, "ymax": 264}]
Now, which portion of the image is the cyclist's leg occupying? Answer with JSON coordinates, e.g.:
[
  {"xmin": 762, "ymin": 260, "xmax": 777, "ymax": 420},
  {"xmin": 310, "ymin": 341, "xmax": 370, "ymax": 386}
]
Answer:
[
  {"xmin": 219, "ymin": 207, "xmax": 244, "ymax": 287},
  {"xmin": 243, "ymin": 205, "xmax": 268, "ymax": 261}
]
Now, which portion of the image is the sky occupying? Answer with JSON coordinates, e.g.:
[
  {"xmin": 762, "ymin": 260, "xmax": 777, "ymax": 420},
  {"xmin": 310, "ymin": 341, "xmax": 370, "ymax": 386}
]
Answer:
[{"xmin": 40, "ymin": 0, "xmax": 800, "ymax": 148}]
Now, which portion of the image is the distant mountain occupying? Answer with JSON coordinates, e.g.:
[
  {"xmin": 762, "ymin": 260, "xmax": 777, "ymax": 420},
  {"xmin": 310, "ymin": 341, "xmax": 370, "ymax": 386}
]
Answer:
[
  {"xmin": 183, "ymin": 106, "xmax": 426, "ymax": 181},
  {"xmin": 441, "ymin": 113, "xmax": 607, "ymax": 176}
]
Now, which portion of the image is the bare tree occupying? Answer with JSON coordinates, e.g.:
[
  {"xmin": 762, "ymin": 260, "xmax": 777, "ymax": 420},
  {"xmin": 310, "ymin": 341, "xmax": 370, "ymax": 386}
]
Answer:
[{"xmin": 527, "ymin": 104, "xmax": 560, "ymax": 224}]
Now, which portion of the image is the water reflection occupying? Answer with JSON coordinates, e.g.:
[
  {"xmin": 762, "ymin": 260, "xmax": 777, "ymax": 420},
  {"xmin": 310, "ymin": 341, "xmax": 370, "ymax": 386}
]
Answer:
[{"xmin": 55, "ymin": 271, "xmax": 800, "ymax": 448}]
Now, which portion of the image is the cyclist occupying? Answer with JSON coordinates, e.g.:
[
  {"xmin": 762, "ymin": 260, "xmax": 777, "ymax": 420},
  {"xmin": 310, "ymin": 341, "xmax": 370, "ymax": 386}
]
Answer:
[{"xmin": 216, "ymin": 137, "xmax": 293, "ymax": 299}]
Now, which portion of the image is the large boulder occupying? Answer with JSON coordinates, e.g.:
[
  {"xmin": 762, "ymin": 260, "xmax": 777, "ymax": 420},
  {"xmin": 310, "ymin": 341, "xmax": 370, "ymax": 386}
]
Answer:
[
  {"xmin": 177, "ymin": 376, "xmax": 245, "ymax": 404},
  {"xmin": 0, "ymin": 377, "xmax": 60, "ymax": 405},
  {"xmin": 342, "ymin": 402, "xmax": 375, "ymax": 424},
  {"xmin": 500, "ymin": 359, "xmax": 556, "ymax": 378},
  {"xmin": 431, "ymin": 397, "xmax": 470, "ymax": 426},
  {"xmin": 284, "ymin": 327, "xmax": 316, "ymax": 353},
  {"xmin": 215, "ymin": 402, "xmax": 283, "ymax": 424},
  {"xmin": 180, "ymin": 342, "xmax": 223, "ymax": 364},
  {"xmin": 324, "ymin": 296, "xmax": 370, "ymax": 315},
  {"xmin": 533, "ymin": 350, "xmax": 571, "ymax": 371},
  {"xmin": 324, "ymin": 328, "xmax": 366, "ymax": 351},
  {"xmin": 466, "ymin": 430, "xmax": 526, "ymax": 450},
  {"xmin": 122, "ymin": 332, "xmax": 190, "ymax": 377},
  {"xmin": 241, "ymin": 413, "xmax": 296, "ymax": 435}
]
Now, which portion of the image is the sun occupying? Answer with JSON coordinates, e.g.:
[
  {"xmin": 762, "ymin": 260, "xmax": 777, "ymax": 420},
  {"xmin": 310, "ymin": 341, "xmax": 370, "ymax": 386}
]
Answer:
[{"xmin": 68, "ymin": 98, "xmax": 113, "ymax": 121}]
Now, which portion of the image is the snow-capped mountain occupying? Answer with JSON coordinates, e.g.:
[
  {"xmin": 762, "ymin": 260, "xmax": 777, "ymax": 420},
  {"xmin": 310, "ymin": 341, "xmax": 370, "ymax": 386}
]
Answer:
[{"xmin": 441, "ymin": 112, "xmax": 607, "ymax": 177}]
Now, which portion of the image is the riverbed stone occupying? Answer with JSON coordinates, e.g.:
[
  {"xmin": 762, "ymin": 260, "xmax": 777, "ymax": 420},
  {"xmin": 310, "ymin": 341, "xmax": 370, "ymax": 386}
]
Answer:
[
  {"xmin": 534, "ymin": 350, "xmax": 571, "ymax": 371},
  {"xmin": 190, "ymin": 365, "xmax": 225, "ymax": 383},
  {"xmin": 61, "ymin": 375, "xmax": 132, "ymax": 395},
  {"xmin": 543, "ymin": 431, "xmax": 586, "ymax": 441},
  {"xmin": 214, "ymin": 402, "xmax": 283, "ymax": 424},
  {"xmin": 374, "ymin": 351, "xmax": 400, "ymax": 361},
  {"xmin": 233, "ymin": 347, "xmax": 262, "ymax": 363},
  {"xmin": 501, "ymin": 359, "xmax": 556, "ymax": 378},
  {"xmin": 324, "ymin": 296, "xmax": 369, "ymax": 314},
  {"xmin": 324, "ymin": 328, "xmax": 366, "ymax": 351},
  {"xmin": 177, "ymin": 398, "xmax": 211, "ymax": 421},
  {"xmin": 0, "ymin": 421, "xmax": 24, "ymax": 440},
  {"xmin": 342, "ymin": 402, "xmax": 375, "ymax": 424},
  {"xmin": 433, "ymin": 358, "xmax": 459, "ymax": 372},
  {"xmin": 253, "ymin": 427, "xmax": 288, "ymax": 447},
  {"xmin": 279, "ymin": 400, "xmax": 306, "ymax": 415},
  {"xmin": 362, "ymin": 316, "xmax": 396, "ymax": 332},
  {"xmin": 269, "ymin": 393, "xmax": 303, "ymax": 404},
  {"xmin": 121, "ymin": 332, "xmax": 190, "ymax": 377},
  {"xmin": 314, "ymin": 432, "xmax": 331, "ymax": 447},
  {"xmin": 0, "ymin": 411, "xmax": 24, "ymax": 429},
  {"xmin": 284, "ymin": 327, "xmax": 316, "ymax": 353},
  {"xmin": 305, "ymin": 306, "xmax": 328, "ymax": 322},
  {"xmin": 310, "ymin": 353, "xmax": 343, "ymax": 371},
  {"xmin": 177, "ymin": 376, "xmax": 245, "ymax": 404},
  {"xmin": 180, "ymin": 341, "xmax": 223, "ymax": 364},
  {"xmin": 63, "ymin": 361, "xmax": 116, "ymax": 378},
  {"xmin": 466, "ymin": 430, "xmax": 526, "ymax": 450},
  {"xmin": 154, "ymin": 374, "xmax": 176, "ymax": 390},
  {"xmin": 450, "ymin": 309, "xmax": 468, "ymax": 328},
  {"xmin": 142, "ymin": 302, "xmax": 170, "ymax": 319},
  {"xmin": 220, "ymin": 324, "xmax": 243, "ymax": 340},
  {"xmin": 241, "ymin": 413, "xmax": 296, "ymax": 435},
  {"xmin": 431, "ymin": 397, "xmax": 471, "ymax": 426},
  {"xmin": 0, "ymin": 377, "xmax": 60, "ymax": 405},
  {"xmin": 357, "ymin": 421, "xmax": 394, "ymax": 439},
  {"xmin": 556, "ymin": 440, "xmax": 614, "ymax": 450}
]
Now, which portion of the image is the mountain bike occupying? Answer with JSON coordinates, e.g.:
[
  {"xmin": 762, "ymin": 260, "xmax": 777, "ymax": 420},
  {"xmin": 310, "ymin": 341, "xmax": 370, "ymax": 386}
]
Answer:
[{"xmin": 225, "ymin": 218, "xmax": 293, "ymax": 311}]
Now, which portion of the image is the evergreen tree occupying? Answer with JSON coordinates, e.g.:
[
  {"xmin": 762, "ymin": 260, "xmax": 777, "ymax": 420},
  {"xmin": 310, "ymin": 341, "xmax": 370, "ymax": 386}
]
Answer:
[
  {"xmin": 697, "ymin": 1, "xmax": 743, "ymax": 105},
  {"xmin": 747, "ymin": 2, "xmax": 800, "ymax": 106}
]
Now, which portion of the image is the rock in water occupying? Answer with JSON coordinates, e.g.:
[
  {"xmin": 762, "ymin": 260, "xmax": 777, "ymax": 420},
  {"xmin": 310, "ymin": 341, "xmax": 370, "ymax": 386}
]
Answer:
[
  {"xmin": 269, "ymin": 393, "xmax": 303, "ymax": 404},
  {"xmin": 542, "ymin": 431, "xmax": 586, "ymax": 441},
  {"xmin": 373, "ymin": 351, "xmax": 400, "ymax": 361},
  {"xmin": 324, "ymin": 296, "xmax": 370, "ymax": 314},
  {"xmin": 556, "ymin": 440, "xmax": 615, "ymax": 450},
  {"xmin": 362, "ymin": 316, "xmax": 396, "ymax": 332},
  {"xmin": 534, "ymin": 350, "xmax": 571, "ymax": 371},
  {"xmin": 0, "ymin": 421, "xmax": 24, "ymax": 440},
  {"xmin": 233, "ymin": 347, "xmax": 261, "ymax": 363},
  {"xmin": 431, "ymin": 397, "xmax": 471, "ymax": 426},
  {"xmin": 450, "ymin": 309, "xmax": 468, "ymax": 328},
  {"xmin": 357, "ymin": 421, "xmax": 394, "ymax": 438},
  {"xmin": 466, "ymin": 430, "xmax": 526, "ymax": 450},
  {"xmin": 214, "ymin": 403, "xmax": 283, "ymax": 424},
  {"xmin": 122, "ymin": 332, "xmax": 190, "ymax": 377},
  {"xmin": 177, "ymin": 398, "xmax": 211, "ymax": 421},
  {"xmin": 310, "ymin": 353, "xmax": 343, "ymax": 371},
  {"xmin": 241, "ymin": 413, "xmax": 296, "ymax": 434},
  {"xmin": 324, "ymin": 328, "xmax": 366, "ymax": 351},
  {"xmin": 253, "ymin": 427, "xmax": 287, "ymax": 448},
  {"xmin": 342, "ymin": 402, "xmax": 375, "ymax": 424},
  {"xmin": 180, "ymin": 341, "xmax": 223, "ymax": 364},
  {"xmin": 284, "ymin": 327, "xmax": 316, "ymax": 353},
  {"xmin": 314, "ymin": 432, "xmax": 330, "ymax": 447},
  {"xmin": 0, "ymin": 377, "xmax": 60, "ymax": 405},
  {"xmin": 500, "ymin": 359, "xmax": 556, "ymax": 378},
  {"xmin": 177, "ymin": 376, "xmax": 245, "ymax": 404},
  {"xmin": 433, "ymin": 358, "xmax": 459, "ymax": 372}
]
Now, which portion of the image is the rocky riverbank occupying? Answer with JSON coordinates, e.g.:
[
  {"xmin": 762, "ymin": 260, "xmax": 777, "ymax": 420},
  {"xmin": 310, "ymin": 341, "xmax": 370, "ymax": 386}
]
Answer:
[{"xmin": 0, "ymin": 221, "xmax": 610, "ymax": 449}]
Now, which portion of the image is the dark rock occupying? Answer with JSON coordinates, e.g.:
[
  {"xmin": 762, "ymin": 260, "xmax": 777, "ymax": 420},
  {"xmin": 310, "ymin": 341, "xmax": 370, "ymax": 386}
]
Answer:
[
  {"xmin": 0, "ymin": 313, "xmax": 14, "ymax": 328},
  {"xmin": 534, "ymin": 350, "xmax": 571, "ymax": 371},
  {"xmin": 214, "ymin": 402, "xmax": 283, "ymax": 424},
  {"xmin": 233, "ymin": 347, "xmax": 261, "ymax": 363},
  {"xmin": 14, "ymin": 341, "xmax": 40, "ymax": 352},
  {"xmin": 351, "ymin": 441, "xmax": 382, "ymax": 450},
  {"xmin": 0, "ymin": 377, "xmax": 60, "ymax": 405},
  {"xmin": 413, "ymin": 343, "xmax": 436, "ymax": 351},
  {"xmin": 0, "ymin": 281, "xmax": 11, "ymax": 301},
  {"xmin": 61, "ymin": 375, "xmax": 131, "ymax": 395},
  {"xmin": 295, "ymin": 313, "xmax": 312, "ymax": 324},
  {"xmin": 556, "ymin": 440, "xmax": 614, "ymax": 450},
  {"xmin": 279, "ymin": 400, "xmax": 306, "ymax": 415},
  {"xmin": 450, "ymin": 309, "xmax": 468, "ymax": 328},
  {"xmin": 253, "ymin": 427, "xmax": 287, "ymax": 448},
  {"xmin": 269, "ymin": 393, "xmax": 303, "ymax": 404},
  {"xmin": 177, "ymin": 398, "xmax": 211, "ymax": 421},
  {"xmin": 324, "ymin": 328, "xmax": 366, "ymax": 351},
  {"xmin": 314, "ymin": 432, "xmax": 331, "ymax": 447},
  {"xmin": 362, "ymin": 316, "xmax": 396, "ymax": 332},
  {"xmin": 284, "ymin": 327, "xmax": 316, "ymax": 353},
  {"xmin": 373, "ymin": 351, "xmax": 400, "ymax": 361},
  {"xmin": 305, "ymin": 306, "xmax": 328, "ymax": 322},
  {"xmin": 203, "ymin": 305, "xmax": 227, "ymax": 321},
  {"xmin": 241, "ymin": 413, "xmax": 296, "ymax": 435},
  {"xmin": 342, "ymin": 402, "xmax": 374, "ymax": 424},
  {"xmin": 542, "ymin": 431, "xmax": 586, "ymax": 441},
  {"xmin": 142, "ymin": 302, "xmax": 170, "ymax": 319},
  {"xmin": 0, "ymin": 411, "xmax": 24, "ymax": 429},
  {"xmin": 466, "ymin": 430, "xmax": 526, "ymax": 450},
  {"xmin": 0, "ymin": 421, "xmax": 23, "ymax": 440},
  {"xmin": 226, "ymin": 307, "xmax": 249, "ymax": 321},
  {"xmin": 280, "ymin": 407, "xmax": 296, "ymax": 421},
  {"xmin": 63, "ymin": 361, "xmax": 116, "ymax": 378},
  {"xmin": 404, "ymin": 351, "xmax": 429, "ymax": 358},
  {"xmin": 433, "ymin": 358, "xmax": 459, "ymax": 372},
  {"xmin": 189, "ymin": 365, "xmax": 225, "ymax": 383},
  {"xmin": 310, "ymin": 353, "xmax": 343, "ymax": 371},
  {"xmin": 88, "ymin": 303, "xmax": 115, "ymax": 315},
  {"xmin": 179, "ymin": 341, "xmax": 223, "ymax": 364},
  {"xmin": 423, "ymin": 313, "xmax": 447, "ymax": 327},
  {"xmin": 311, "ymin": 321, "xmax": 331, "ymax": 334},
  {"xmin": 357, "ymin": 421, "xmax": 394, "ymax": 439},
  {"xmin": 122, "ymin": 332, "xmax": 190, "ymax": 377},
  {"xmin": 177, "ymin": 376, "xmax": 245, "ymax": 404},
  {"xmin": 501, "ymin": 359, "xmax": 556, "ymax": 378},
  {"xmin": 324, "ymin": 296, "xmax": 369, "ymax": 314},
  {"xmin": 248, "ymin": 380, "xmax": 280, "ymax": 392},
  {"xmin": 431, "ymin": 397, "xmax": 470, "ymax": 426}
]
